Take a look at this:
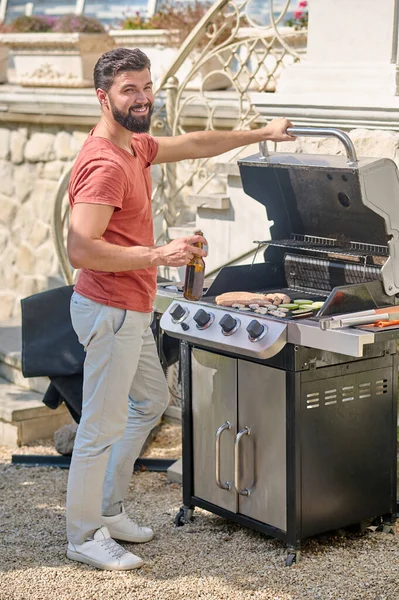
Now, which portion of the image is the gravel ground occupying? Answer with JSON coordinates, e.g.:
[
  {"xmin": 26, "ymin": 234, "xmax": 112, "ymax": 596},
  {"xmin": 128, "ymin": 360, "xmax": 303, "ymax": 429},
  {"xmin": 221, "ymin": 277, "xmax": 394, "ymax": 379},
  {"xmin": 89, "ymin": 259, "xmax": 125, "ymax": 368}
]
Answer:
[{"xmin": 1, "ymin": 422, "xmax": 399, "ymax": 600}]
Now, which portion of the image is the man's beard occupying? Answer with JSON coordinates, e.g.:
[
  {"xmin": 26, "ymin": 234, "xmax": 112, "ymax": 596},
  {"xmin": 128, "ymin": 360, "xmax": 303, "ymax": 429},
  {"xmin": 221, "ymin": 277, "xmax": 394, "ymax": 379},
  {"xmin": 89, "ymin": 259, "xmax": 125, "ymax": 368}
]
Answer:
[{"xmin": 108, "ymin": 97, "xmax": 154, "ymax": 133}]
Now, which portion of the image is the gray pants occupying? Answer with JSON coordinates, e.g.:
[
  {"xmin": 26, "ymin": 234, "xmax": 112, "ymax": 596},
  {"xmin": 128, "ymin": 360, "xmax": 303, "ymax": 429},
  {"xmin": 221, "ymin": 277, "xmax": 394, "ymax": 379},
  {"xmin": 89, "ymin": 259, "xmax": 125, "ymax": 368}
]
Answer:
[{"xmin": 66, "ymin": 291, "xmax": 169, "ymax": 545}]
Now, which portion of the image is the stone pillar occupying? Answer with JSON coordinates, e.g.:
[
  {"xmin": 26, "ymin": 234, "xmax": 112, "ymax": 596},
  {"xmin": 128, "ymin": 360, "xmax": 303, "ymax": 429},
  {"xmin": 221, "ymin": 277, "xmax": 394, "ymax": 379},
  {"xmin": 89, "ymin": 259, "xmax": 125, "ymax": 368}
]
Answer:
[{"xmin": 278, "ymin": 0, "xmax": 399, "ymax": 96}]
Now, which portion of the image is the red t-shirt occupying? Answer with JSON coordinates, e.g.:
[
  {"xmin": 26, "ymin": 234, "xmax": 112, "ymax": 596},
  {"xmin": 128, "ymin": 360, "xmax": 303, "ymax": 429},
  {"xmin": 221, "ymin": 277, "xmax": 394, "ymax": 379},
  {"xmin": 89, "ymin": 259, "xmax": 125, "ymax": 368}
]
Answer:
[{"xmin": 68, "ymin": 131, "xmax": 159, "ymax": 312}]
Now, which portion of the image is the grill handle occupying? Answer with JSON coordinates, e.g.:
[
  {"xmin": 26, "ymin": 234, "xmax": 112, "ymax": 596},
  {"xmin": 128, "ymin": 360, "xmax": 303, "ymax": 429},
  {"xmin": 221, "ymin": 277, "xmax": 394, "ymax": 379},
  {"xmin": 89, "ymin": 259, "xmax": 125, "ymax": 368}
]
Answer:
[
  {"xmin": 259, "ymin": 127, "xmax": 358, "ymax": 166},
  {"xmin": 234, "ymin": 427, "xmax": 252, "ymax": 496},
  {"xmin": 215, "ymin": 421, "xmax": 232, "ymax": 491}
]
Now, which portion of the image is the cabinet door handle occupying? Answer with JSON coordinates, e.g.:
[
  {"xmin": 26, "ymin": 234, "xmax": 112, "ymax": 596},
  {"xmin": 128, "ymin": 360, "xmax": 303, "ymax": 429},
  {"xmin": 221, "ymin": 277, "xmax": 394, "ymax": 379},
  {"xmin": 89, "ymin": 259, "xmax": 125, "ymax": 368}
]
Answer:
[
  {"xmin": 215, "ymin": 421, "xmax": 232, "ymax": 490},
  {"xmin": 234, "ymin": 427, "xmax": 252, "ymax": 496}
]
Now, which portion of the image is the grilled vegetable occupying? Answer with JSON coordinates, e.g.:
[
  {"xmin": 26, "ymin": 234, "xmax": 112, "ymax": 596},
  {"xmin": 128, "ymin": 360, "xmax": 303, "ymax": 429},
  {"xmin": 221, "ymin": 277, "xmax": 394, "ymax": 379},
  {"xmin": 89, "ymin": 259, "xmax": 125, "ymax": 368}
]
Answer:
[
  {"xmin": 292, "ymin": 308, "xmax": 315, "ymax": 315},
  {"xmin": 279, "ymin": 303, "xmax": 299, "ymax": 310}
]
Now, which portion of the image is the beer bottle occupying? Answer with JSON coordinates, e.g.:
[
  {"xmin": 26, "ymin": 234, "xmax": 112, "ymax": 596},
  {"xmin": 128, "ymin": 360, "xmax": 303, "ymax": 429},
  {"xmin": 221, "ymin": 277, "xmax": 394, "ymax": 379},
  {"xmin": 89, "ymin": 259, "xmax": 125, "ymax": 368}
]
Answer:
[{"xmin": 183, "ymin": 229, "xmax": 205, "ymax": 301}]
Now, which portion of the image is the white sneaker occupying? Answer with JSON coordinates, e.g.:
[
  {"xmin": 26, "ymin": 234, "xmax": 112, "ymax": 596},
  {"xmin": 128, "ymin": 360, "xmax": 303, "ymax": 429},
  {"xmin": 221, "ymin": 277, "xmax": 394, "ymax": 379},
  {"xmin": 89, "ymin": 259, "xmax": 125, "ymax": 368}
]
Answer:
[
  {"xmin": 102, "ymin": 505, "xmax": 154, "ymax": 543},
  {"xmin": 66, "ymin": 525, "xmax": 143, "ymax": 571}
]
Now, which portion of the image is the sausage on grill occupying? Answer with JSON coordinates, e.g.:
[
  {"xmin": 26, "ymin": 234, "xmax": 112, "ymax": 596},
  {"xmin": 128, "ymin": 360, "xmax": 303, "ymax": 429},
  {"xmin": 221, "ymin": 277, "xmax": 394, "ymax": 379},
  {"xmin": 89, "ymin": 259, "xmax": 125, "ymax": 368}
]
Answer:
[{"xmin": 215, "ymin": 291, "xmax": 291, "ymax": 307}]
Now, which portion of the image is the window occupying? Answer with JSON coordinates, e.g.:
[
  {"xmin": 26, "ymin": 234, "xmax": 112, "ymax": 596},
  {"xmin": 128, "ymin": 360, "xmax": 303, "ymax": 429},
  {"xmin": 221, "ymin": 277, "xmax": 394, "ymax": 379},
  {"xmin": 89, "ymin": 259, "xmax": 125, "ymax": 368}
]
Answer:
[
  {"xmin": 83, "ymin": 1, "xmax": 157, "ymax": 28},
  {"xmin": 0, "ymin": 0, "xmax": 159, "ymax": 25}
]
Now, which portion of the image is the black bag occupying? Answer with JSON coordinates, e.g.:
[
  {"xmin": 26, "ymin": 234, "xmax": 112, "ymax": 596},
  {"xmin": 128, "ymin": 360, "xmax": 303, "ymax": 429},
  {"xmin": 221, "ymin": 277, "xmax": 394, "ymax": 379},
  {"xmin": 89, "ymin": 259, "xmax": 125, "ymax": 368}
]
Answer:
[
  {"xmin": 21, "ymin": 285, "xmax": 85, "ymax": 423},
  {"xmin": 21, "ymin": 285, "xmax": 85, "ymax": 378}
]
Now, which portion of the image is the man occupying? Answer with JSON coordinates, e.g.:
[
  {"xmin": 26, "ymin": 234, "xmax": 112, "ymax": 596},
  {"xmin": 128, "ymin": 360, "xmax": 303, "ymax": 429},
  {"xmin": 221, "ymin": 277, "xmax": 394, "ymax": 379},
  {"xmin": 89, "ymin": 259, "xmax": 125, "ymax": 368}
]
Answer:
[{"xmin": 66, "ymin": 47, "xmax": 295, "ymax": 571}]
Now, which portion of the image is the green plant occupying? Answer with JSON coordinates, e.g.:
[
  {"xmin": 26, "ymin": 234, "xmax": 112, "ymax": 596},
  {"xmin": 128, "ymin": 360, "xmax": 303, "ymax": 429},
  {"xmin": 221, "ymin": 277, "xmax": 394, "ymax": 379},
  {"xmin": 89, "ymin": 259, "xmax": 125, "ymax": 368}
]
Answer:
[
  {"xmin": 286, "ymin": 1, "xmax": 308, "ymax": 30},
  {"xmin": 52, "ymin": 14, "xmax": 105, "ymax": 33},
  {"xmin": 7, "ymin": 15, "xmax": 55, "ymax": 33},
  {"xmin": 147, "ymin": 0, "xmax": 212, "ymax": 46},
  {"xmin": 147, "ymin": 0, "xmax": 238, "ymax": 49},
  {"xmin": 118, "ymin": 1, "xmax": 238, "ymax": 50},
  {"xmin": 7, "ymin": 13, "xmax": 105, "ymax": 34},
  {"xmin": 120, "ymin": 11, "xmax": 153, "ymax": 31},
  {"xmin": 0, "ymin": 21, "xmax": 12, "ymax": 33}
]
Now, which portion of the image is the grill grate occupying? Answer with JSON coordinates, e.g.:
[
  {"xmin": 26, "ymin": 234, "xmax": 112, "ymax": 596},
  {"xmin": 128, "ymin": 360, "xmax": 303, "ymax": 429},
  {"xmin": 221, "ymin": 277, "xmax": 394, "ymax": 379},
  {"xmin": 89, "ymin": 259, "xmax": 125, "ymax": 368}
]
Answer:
[
  {"xmin": 255, "ymin": 234, "xmax": 389, "ymax": 258},
  {"xmin": 284, "ymin": 254, "xmax": 381, "ymax": 293}
]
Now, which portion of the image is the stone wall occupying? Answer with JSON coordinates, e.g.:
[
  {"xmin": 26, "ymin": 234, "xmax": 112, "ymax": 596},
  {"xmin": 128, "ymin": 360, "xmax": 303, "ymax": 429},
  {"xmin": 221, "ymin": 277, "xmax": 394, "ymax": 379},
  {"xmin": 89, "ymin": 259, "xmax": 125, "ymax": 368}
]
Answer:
[
  {"xmin": 275, "ymin": 129, "xmax": 399, "ymax": 163},
  {"xmin": 0, "ymin": 123, "xmax": 89, "ymax": 321}
]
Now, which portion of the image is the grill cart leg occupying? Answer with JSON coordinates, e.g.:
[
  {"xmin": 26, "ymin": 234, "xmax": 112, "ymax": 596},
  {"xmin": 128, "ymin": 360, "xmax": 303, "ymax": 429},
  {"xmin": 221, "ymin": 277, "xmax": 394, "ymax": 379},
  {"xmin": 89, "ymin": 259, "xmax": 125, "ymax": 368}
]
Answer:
[
  {"xmin": 345, "ymin": 520, "xmax": 370, "ymax": 534},
  {"xmin": 174, "ymin": 505, "xmax": 195, "ymax": 527},
  {"xmin": 285, "ymin": 546, "xmax": 301, "ymax": 567}
]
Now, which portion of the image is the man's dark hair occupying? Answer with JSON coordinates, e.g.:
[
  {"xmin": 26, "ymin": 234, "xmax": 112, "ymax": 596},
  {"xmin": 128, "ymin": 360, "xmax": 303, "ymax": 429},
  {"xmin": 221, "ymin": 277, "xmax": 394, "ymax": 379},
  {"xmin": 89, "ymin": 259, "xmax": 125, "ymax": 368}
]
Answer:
[{"xmin": 93, "ymin": 47, "xmax": 151, "ymax": 92}]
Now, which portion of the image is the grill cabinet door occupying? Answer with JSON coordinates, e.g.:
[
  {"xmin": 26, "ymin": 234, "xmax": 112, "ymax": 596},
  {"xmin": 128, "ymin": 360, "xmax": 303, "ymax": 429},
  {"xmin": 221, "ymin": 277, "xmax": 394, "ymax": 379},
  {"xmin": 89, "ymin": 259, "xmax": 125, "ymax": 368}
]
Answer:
[
  {"xmin": 236, "ymin": 361, "xmax": 287, "ymax": 531},
  {"xmin": 191, "ymin": 349, "xmax": 237, "ymax": 513}
]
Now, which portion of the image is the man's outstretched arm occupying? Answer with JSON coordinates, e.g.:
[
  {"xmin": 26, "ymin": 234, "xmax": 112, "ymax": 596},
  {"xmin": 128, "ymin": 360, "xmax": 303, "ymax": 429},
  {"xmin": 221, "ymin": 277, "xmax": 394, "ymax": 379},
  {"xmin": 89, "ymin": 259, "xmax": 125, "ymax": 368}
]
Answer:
[{"xmin": 153, "ymin": 117, "xmax": 295, "ymax": 165}]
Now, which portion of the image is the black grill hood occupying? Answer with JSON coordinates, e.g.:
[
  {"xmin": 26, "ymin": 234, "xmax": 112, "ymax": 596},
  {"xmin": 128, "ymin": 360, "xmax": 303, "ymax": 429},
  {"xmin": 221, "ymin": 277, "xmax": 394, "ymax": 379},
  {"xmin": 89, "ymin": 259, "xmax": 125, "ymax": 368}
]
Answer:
[{"xmin": 238, "ymin": 152, "xmax": 389, "ymax": 246}]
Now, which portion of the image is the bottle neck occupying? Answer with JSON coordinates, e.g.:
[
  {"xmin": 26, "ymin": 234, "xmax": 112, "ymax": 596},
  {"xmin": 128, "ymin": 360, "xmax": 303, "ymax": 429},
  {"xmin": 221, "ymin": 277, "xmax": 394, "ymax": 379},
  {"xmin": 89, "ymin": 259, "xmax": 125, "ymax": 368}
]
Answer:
[
  {"xmin": 188, "ymin": 255, "xmax": 204, "ymax": 266},
  {"xmin": 193, "ymin": 230, "xmax": 203, "ymax": 250}
]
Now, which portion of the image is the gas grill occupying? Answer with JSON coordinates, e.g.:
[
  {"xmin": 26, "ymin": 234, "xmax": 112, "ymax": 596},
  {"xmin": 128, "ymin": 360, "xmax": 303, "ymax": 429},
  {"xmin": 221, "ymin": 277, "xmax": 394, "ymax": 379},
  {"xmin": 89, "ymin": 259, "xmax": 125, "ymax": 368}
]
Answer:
[{"xmin": 159, "ymin": 127, "xmax": 398, "ymax": 565}]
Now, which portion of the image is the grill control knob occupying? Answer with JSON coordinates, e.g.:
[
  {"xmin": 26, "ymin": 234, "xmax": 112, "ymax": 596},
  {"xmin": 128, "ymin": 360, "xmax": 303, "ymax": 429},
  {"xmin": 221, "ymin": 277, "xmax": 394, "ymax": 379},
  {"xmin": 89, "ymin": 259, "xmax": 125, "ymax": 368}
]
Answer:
[
  {"xmin": 170, "ymin": 304, "xmax": 187, "ymax": 323},
  {"xmin": 220, "ymin": 313, "xmax": 240, "ymax": 335},
  {"xmin": 246, "ymin": 319, "xmax": 267, "ymax": 342},
  {"xmin": 194, "ymin": 309, "xmax": 213, "ymax": 329}
]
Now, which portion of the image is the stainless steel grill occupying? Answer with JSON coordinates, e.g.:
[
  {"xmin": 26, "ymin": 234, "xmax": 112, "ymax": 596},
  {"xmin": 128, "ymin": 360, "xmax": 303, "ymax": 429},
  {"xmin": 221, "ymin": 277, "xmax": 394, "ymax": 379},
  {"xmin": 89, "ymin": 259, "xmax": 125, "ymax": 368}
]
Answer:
[{"xmin": 158, "ymin": 127, "xmax": 398, "ymax": 565}]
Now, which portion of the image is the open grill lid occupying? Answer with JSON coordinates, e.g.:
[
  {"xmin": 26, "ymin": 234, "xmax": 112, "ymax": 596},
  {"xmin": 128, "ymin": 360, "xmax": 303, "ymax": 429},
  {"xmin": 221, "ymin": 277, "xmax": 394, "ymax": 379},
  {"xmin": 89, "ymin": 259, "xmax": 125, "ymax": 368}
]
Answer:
[{"xmin": 237, "ymin": 127, "xmax": 399, "ymax": 296}]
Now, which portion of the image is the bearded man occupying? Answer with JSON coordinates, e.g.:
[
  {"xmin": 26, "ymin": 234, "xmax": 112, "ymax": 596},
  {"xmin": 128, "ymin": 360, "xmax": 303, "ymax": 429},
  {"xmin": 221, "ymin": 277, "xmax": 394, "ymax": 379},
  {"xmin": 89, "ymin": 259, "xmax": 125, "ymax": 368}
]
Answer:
[{"xmin": 66, "ymin": 47, "xmax": 295, "ymax": 571}]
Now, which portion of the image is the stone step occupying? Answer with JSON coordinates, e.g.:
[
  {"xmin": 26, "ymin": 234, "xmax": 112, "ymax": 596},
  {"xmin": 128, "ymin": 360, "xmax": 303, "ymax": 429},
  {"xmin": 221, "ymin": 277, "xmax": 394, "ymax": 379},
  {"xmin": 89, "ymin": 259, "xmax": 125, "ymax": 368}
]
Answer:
[
  {"xmin": 186, "ymin": 193, "xmax": 231, "ymax": 211},
  {"xmin": 0, "ymin": 320, "xmax": 49, "ymax": 394},
  {"xmin": 214, "ymin": 161, "xmax": 241, "ymax": 177},
  {"xmin": 0, "ymin": 376, "xmax": 72, "ymax": 447},
  {"xmin": 167, "ymin": 222, "xmax": 197, "ymax": 240},
  {"xmin": 0, "ymin": 321, "xmax": 72, "ymax": 447}
]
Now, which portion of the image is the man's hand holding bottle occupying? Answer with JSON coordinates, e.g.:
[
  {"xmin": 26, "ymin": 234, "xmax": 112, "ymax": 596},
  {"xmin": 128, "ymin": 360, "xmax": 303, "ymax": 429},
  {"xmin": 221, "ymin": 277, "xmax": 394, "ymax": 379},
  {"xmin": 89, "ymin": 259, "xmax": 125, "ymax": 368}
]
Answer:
[{"xmin": 156, "ymin": 234, "xmax": 208, "ymax": 267}]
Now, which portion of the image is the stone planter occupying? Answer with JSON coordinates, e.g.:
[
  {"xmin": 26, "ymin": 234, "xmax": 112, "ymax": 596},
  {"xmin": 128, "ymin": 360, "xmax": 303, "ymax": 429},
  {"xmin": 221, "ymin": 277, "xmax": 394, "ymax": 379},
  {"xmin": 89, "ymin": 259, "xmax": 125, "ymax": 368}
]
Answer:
[
  {"xmin": 0, "ymin": 32, "xmax": 114, "ymax": 87},
  {"xmin": 110, "ymin": 29, "xmax": 177, "ymax": 84},
  {"xmin": 110, "ymin": 29, "xmax": 230, "ymax": 90}
]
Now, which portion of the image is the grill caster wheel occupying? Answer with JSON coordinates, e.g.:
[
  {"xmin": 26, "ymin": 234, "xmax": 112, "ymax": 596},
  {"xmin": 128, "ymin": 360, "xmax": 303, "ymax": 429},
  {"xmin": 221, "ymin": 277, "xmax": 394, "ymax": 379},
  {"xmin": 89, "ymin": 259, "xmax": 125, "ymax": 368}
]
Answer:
[
  {"xmin": 285, "ymin": 550, "xmax": 300, "ymax": 567},
  {"xmin": 174, "ymin": 506, "xmax": 194, "ymax": 527}
]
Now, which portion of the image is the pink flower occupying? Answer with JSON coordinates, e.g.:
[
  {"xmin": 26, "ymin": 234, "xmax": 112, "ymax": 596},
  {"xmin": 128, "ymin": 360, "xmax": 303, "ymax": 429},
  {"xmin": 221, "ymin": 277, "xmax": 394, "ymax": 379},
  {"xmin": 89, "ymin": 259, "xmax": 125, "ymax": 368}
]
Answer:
[
  {"xmin": 299, "ymin": 0, "xmax": 308, "ymax": 7},
  {"xmin": 294, "ymin": 10, "xmax": 304, "ymax": 19}
]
